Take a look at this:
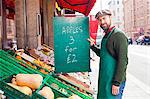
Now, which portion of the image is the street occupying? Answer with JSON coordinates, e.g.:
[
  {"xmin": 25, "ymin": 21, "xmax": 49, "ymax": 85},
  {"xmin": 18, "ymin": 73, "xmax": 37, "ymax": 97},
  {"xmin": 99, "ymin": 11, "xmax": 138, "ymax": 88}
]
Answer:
[
  {"xmin": 122, "ymin": 45, "xmax": 150, "ymax": 98},
  {"xmin": 128, "ymin": 45, "xmax": 150, "ymax": 90}
]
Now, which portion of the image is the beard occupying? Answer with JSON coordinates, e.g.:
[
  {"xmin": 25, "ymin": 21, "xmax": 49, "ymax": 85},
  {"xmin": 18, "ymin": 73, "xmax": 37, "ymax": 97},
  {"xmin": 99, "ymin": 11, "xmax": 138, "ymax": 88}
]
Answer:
[{"xmin": 100, "ymin": 23, "xmax": 110, "ymax": 32}]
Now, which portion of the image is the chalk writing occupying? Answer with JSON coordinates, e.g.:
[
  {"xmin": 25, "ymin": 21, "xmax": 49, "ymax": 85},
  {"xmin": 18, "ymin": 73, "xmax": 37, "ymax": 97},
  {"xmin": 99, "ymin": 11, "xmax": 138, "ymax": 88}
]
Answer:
[
  {"xmin": 67, "ymin": 54, "xmax": 77, "ymax": 64},
  {"xmin": 69, "ymin": 36, "xmax": 75, "ymax": 45},
  {"xmin": 65, "ymin": 35, "xmax": 78, "ymax": 64},
  {"xmin": 62, "ymin": 26, "xmax": 83, "ymax": 34},
  {"xmin": 54, "ymin": 17, "xmax": 90, "ymax": 73}
]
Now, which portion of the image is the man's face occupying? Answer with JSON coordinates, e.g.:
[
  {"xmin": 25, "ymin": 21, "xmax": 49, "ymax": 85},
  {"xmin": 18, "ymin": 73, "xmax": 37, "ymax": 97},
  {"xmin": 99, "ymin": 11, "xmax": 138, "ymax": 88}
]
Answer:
[{"xmin": 98, "ymin": 15, "xmax": 111, "ymax": 31}]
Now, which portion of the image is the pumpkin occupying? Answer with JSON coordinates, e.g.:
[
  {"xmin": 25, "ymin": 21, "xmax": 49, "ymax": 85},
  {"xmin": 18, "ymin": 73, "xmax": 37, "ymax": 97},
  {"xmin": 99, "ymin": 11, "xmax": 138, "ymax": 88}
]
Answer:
[
  {"xmin": 38, "ymin": 86, "xmax": 54, "ymax": 99},
  {"xmin": 15, "ymin": 74, "xmax": 43, "ymax": 89}
]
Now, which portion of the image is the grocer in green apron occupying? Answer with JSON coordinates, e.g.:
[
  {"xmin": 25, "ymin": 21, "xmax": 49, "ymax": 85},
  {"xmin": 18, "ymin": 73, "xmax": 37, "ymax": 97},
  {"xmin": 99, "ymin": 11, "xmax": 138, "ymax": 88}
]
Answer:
[{"xmin": 97, "ymin": 28, "xmax": 117, "ymax": 99}]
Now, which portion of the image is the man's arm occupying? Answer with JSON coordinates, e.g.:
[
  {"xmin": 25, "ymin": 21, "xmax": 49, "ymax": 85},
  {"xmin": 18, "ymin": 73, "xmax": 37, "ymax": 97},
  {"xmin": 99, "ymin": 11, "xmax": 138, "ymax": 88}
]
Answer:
[
  {"xmin": 112, "ymin": 33, "xmax": 128, "ymax": 86},
  {"xmin": 88, "ymin": 37, "xmax": 100, "ymax": 57},
  {"xmin": 90, "ymin": 45, "xmax": 100, "ymax": 57}
]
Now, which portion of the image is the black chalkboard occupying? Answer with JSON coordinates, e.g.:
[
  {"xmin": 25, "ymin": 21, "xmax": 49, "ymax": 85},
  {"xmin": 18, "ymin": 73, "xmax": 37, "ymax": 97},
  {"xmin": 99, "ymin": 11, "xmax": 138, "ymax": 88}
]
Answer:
[{"xmin": 53, "ymin": 17, "xmax": 90, "ymax": 73}]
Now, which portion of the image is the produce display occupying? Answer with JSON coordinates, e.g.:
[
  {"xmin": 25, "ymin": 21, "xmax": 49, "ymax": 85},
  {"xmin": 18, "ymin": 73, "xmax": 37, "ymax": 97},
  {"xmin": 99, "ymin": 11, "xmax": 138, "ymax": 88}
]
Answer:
[
  {"xmin": 15, "ymin": 74, "xmax": 43, "ymax": 90},
  {"xmin": 38, "ymin": 86, "xmax": 54, "ymax": 99},
  {"xmin": 56, "ymin": 73, "xmax": 93, "ymax": 95},
  {"xmin": 15, "ymin": 50, "xmax": 54, "ymax": 74},
  {"xmin": 0, "ymin": 90, "xmax": 6, "ymax": 99},
  {"xmin": 0, "ymin": 46, "xmax": 94, "ymax": 99},
  {"xmin": 0, "ymin": 74, "xmax": 43, "ymax": 99},
  {"xmin": 7, "ymin": 83, "xmax": 32, "ymax": 96}
]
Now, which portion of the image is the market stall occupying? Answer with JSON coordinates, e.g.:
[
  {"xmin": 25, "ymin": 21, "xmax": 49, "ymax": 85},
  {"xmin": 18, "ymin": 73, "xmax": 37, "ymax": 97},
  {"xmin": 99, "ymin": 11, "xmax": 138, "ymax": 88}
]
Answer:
[
  {"xmin": 0, "ymin": 45, "xmax": 94, "ymax": 99},
  {"xmin": 0, "ymin": 0, "xmax": 96, "ymax": 98}
]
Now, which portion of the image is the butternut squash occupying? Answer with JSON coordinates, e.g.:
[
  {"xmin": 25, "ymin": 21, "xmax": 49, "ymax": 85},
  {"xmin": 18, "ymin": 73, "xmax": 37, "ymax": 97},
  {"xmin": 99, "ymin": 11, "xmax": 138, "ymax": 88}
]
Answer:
[
  {"xmin": 19, "ymin": 86, "xmax": 32, "ymax": 96},
  {"xmin": 38, "ymin": 86, "xmax": 54, "ymax": 99},
  {"xmin": 69, "ymin": 94, "xmax": 82, "ymax": 99},
  {"xmin": 15, "ymin": 74, "xmax": 43, "ymax": 89},
  {"xmin": 11, "ymin": 78, "xmax": 17, "ymax": 85},
  {"xmin": 7, "ymin": 83, "xmax": 32, "ymax": 96}
]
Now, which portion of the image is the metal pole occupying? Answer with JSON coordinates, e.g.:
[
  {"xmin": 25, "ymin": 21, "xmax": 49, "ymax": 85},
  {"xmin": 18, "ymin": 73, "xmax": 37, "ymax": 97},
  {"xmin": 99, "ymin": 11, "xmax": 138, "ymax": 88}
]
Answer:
[
  {"xmin": 37, "ymin": 13, "xmax": 42, "ymax": 49},
  {"xmin": 23, "ymin": 0, "xmax": 27, "ymax": 48}
]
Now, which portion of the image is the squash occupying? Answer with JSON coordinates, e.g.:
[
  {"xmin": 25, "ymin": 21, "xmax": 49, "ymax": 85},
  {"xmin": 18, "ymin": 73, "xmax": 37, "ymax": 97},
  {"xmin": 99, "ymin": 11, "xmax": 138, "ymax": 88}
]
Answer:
[
  {"xmin": 69, "ymin": 94, "xmax": 82, "ymax": 99},
  {"xmin": 38, "ymin": 86, "xmax": 54, "ymax": 99},
  {"xmin": 7, "ymin": 83, "xmax": 20, "ymax": 90},
  {"xmin": 11, "ymin": 77, "xmax": 17, "ymax": 85},
  {"xmin": 7, "ymin": 83, "xmax": 32, "ymax": 96},
  {"xmin": 15, "ymin": 74, "xmax": 43, "ymax": 89},
  {"xmin": 19, "ymin": 86, "xmax": 32, "ymax": 96}
]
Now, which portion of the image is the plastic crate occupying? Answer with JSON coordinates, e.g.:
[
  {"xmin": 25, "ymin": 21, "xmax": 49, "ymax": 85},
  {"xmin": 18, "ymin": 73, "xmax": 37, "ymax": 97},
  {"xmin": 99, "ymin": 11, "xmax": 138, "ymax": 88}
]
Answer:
[
  {"xmin": 14, "ymin": 55, "xmax": 50, "ymax": 75},
  {"xmin": 34, "ymin": 76, "xmax": 69, "ymax": 99},
  {"xmin": 0, "ymin": 58, "xmax": 27, "ymax": 75},
  {"xmin": 0, "ymin": 50, "xmax": 50, "ymax": 76},
  {"xmin": 0, "ymin": 58, "xmax": 28, "ymax": 74},
  {"xmin": 48, "ymin": 74, "xmax": 93, "ymax": 99},
  {"xmin": 0, "ymin": 65, "xmax": 14, "ymax": 80},
  {"xmin": 0, "ymin": 74, "xmax": 45, "ymax": 99},
  {"xmin": 0, "ymin": 75, "xmax": 31, "ymax": 99},
  {"xmin": 0, "ymin": 53, "xmax": 46, "ymax": 77}
]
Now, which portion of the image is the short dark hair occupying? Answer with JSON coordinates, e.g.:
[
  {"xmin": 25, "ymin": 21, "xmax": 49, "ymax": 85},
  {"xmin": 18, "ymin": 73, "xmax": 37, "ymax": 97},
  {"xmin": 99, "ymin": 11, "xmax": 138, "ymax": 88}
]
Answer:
[{"xmin": 95, "ymin": 9, "xmax": 112, "ymax": 19}]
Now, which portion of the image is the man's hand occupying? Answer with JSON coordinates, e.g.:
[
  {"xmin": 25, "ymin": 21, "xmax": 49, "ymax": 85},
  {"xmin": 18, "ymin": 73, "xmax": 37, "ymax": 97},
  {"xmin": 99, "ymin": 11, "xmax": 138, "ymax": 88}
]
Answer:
[
  {"xmin": 112, "ymin": 85, "xmax": 120, "ymax": 95},
  {"xmin": 87, "ymin": 37, "xmax": 95, "ymax": 46}
]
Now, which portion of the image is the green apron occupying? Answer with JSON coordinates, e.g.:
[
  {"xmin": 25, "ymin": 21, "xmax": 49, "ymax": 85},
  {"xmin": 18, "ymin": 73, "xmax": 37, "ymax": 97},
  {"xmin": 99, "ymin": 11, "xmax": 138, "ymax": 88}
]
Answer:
[{"xmin": 97, "ymin": 28, "xmax": 117, "ymax": 99}]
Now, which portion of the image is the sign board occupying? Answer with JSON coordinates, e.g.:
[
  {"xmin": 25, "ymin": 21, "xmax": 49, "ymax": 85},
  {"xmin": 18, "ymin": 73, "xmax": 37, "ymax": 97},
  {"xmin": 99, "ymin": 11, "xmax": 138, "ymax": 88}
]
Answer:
[{"xmin": 53, "ymin": 17, "xmax": 90, "ymax": 73}]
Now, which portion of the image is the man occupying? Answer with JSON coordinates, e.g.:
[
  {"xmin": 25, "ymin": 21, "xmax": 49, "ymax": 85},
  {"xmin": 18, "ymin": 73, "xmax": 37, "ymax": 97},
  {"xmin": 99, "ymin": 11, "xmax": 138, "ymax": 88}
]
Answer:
[{"xmin": 88, "ymin": 9, "xmax": 128, "ymax": 99}]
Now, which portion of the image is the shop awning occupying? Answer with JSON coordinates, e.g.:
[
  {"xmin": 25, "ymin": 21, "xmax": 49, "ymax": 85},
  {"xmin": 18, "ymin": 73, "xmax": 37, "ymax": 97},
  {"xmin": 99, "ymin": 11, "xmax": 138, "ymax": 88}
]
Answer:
[
  {"xmin": 5, "ymin": 0, "xmax": 15, "ymax": 8},
  {"xmin": 56, "ymin": 0, "xmax": 96, "ymax": 16}
]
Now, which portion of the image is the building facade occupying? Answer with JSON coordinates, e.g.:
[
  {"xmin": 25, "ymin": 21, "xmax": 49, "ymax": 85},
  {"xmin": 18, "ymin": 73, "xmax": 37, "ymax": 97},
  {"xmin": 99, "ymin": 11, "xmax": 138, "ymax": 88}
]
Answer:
[
  {"xmin": 0, "ymin": 0, "xmax": 55, "ymax": 49},
  {"xmin": 108, "ymin": 0, "xmax": 125, "ymax": 31},
  {"xmin": 146, "ymin": 0, "xmax": 150, "ymax": 35},
  {"xmin": 124, "ymin": 0, "xmax": 150, "ymax": 40}
]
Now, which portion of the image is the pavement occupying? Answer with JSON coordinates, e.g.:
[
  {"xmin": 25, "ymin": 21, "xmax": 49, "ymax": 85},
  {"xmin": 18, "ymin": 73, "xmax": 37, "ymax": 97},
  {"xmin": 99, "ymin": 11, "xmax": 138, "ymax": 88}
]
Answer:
[
  {"xmin": 123, "ymin": 73, "xmax": 150, "ymax": 99},
  {"xmin": 89, "ymin": 50, "xmax": 150, "ymax": 99}
]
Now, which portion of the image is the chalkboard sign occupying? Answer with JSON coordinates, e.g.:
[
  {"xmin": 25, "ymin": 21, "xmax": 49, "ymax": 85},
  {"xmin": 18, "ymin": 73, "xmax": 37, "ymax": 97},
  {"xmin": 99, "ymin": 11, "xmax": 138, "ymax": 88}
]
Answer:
[{"xmin": 53, "ymin": 17, "xmax": 90, "ymax": 73}]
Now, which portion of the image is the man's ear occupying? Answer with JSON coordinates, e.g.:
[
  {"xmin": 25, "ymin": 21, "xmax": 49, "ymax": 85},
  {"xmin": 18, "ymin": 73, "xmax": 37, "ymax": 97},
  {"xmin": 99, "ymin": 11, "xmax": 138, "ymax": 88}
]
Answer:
[
  {"xmin": 109, "ymin": 15, "xmax": 112, "ymax": 19},
  {"xmin": 109, "ymin": 15, "xmax": 112, "ymax": 22}
]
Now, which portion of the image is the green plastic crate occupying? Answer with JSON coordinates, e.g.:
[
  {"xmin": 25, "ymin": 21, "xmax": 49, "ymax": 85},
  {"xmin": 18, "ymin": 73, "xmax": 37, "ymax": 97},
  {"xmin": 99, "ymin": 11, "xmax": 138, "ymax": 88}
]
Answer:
[
  {"xmin": 0, "ymin": 53, "xmax": 45, "ymax": 77},
  {"xmin": 34, "ymin": 76, "xmax": 69, "ymax": 99},
  {"xmin": 14, "ymin": 55, "xmax": 50, "ymax": 76},
  {"xmin": 47, "ymin": 74, "xmax": 93, "ymax": 99},
  {"xmin": 0, "ymin": 63, "xmax": 14, "ymax": 78},
  {"xmin": 0, "ymin": 58, "xmax": 28, "ymax": 74},
  {"xmin": 0, "ymin": 50, "xmax": 50, "ymax": 76},
  {"xmin": 0, "ymin": 67, "xmax": 14, "ymax": 80},
  {"xmin": 0, "ymin": 75, "xmax": 31, "ymax": 99},
  {"xmin": 0, "ymin": 74, "xmax": 45, "ymax": 99},
  {"xmin": 46, "ymin": 76, "xmax": 72, "ymax": 96}
]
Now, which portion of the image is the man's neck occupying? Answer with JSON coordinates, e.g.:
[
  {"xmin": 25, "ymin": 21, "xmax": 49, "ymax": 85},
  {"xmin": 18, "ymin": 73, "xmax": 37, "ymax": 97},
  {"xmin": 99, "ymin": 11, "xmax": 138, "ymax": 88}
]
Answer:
[{"xmin": 104, "ymin": 26, "xmax": 115, "ymax": 34}]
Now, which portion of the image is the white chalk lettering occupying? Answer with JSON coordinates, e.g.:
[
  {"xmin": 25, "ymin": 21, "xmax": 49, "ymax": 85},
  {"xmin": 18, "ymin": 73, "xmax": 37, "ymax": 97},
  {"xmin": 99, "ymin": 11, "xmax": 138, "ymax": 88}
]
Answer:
[
  {"xmin": 69, "ymin": 36, "xmax": 75, "ymax": 45},
  {"xmin": 62, "ymin": 27, "xmax": 67, "ymax": 34},
  {"xmin": 65, "ymin": 46, "xmax": 77, "ymax": 53},
  {"xmin": 66, "ymin": 54, "xmax": 77, "ymax": 64},
  {"xmin": 72, "ymin": 54, "xmax": 77, "ymax": 63},
  {"xmin": 62, "ymin": 25, "xmax": 83, "ymax": 34},
  {"xmin": 67, "ymin": 54, "xmax": 72, "ymax": 64}
]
